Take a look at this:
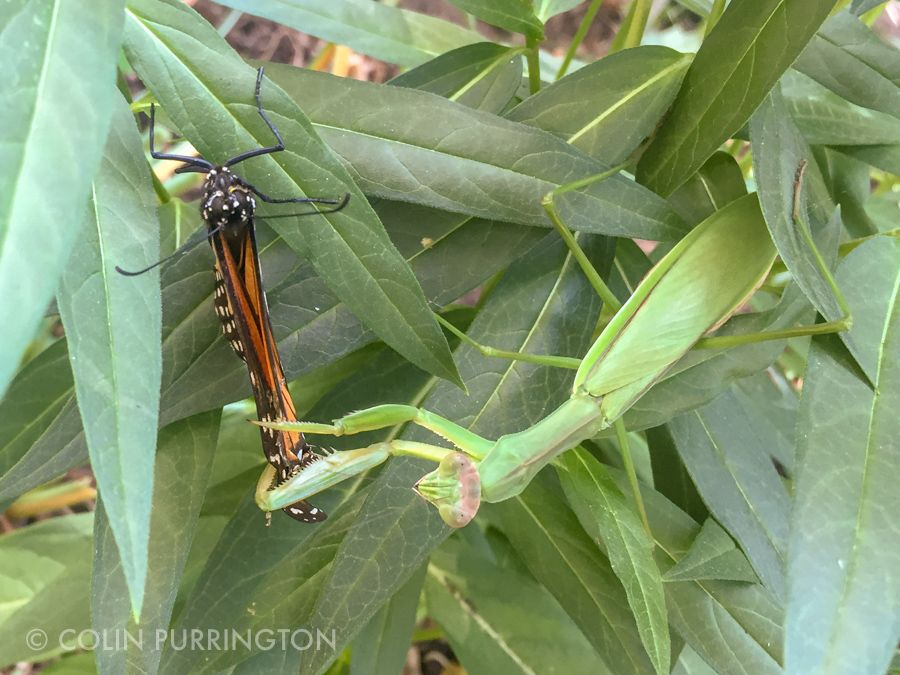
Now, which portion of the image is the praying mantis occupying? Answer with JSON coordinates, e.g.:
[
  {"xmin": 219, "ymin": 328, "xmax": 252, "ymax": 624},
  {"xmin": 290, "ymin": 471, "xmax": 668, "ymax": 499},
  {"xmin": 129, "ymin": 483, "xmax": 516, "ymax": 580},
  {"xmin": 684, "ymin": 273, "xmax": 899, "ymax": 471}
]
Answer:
[{"xmin": 254, "ymin": 162, "xmax": 850, "ymax": 529}]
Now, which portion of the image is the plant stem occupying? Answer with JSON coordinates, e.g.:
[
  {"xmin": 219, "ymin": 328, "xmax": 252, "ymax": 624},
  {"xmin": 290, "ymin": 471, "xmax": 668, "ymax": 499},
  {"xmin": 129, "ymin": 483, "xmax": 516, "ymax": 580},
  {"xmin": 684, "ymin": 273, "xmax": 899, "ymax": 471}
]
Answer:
[
  {"xmin": 526, "ymin": 37, "xmax": 542, "ymax": 94},
  {"xmin": 609, "ymin": 0, "xmax": 652, "ymax": 54},
  {"xmin": 557, "ymin": 0, "xmax": 605, "ymax": 79}
]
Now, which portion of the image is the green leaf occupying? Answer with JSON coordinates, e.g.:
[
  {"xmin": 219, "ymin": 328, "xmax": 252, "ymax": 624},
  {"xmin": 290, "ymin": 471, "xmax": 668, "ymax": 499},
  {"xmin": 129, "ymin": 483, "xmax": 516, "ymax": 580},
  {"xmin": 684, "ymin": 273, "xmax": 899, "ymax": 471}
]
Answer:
[
  {"xmin": 298, "ymin": 233, "xmax": 614, "ymax": 674},
  {"xmin": 0, "ymin": 514, "xmax": 93, "ymax": 664},
  {"xmin": 603, "ymin": 470, "xmax": 784, "ymax": 675},
  {"xmin": 91, "ymin": 411, "xmax": 220, "ymax": 675},
  {"xmin": 506, "ymin": 46, "xmax": 691, "ymax": 164},
  {"xmin": 667, "ymin": 151, "xmax": 747, "ymax": 226},
  {"xmin": 488, "ymin": 476, "xmax": 658, "ymax": 674},
  {"xmin": 444, "ymin": 0, "xmax": 544, "ymax": 39},
  {"xmin": 732, "ymin": 370, "xmax": 799, "ymax": 475},
  {"xmin": 57, "ymin": 94, "xmax": 161, "ymax": 620},
  {"xmin": 637, "ymin": 0, "xmax": 834, "ymax": 195},
  {"xmin": 816, "ymin": 147, "xmax": 879, "ymax": 238},
  {"xmin": 390, "ymin": 42, "xmax": 524, "ymax": 113},
  {"xmin": 783, "ymin": 71, "xmax": 900, "ymax": 146},
  {"xmin": 663, "ymin": 519, "xmax": 759, "ymax": 583},
  {"xmin": 850, "ymin": 0, "xmax": 884, "ymax": 14},
  {"xmin": 265, "ymin": 64, "xmax": 687, "ymax": 241},
  {"xmin": 833, "ymin": 143, "xmax": 900, "ymax": 175},
  {"xmin": 533, "ymin": 0, "xmax": 584, "ymax": 22},
  {"xmin": 350, "ymin": 564, "xmax": 426, "ymax": 675},
  {"xmin": 41, "ymin": 652, "xmax": 97, "ymax": 675},
  {"xmin": 0, "ymin": 0, "xmax": 123, "ymax": 395},
  {"xmin": 786, "ymin": 236, "xmax": 900, "ymax": 675},
  {"xmin": 215, "ymin": 0, "xmax": 481, "ymax": 67},
  {"xmin": 751, "ymin": 86, "xmax": 846, "ymax": 327},
  {"xmin": 425, "ymin": 537, "xmax": 602, "ymax": 674},
  {"xmin": 646, "ymin": 425, "xmax": 708, "ymax": 523},
  {"xmin": 666, "ymin": 389, "xmax": 790, "ymax": 599},
  {"xmin": 794, "ymin": 12, "xmax": 900, "ymax": 119},
  {"xmin": 123, "ymin": 0, "xmax": 460, "ymax": 386},
  {"xmin": 0, "ymin": 340, "xmax": 78, "ymax": 502},
  {"xmin": 556, "ymin": 449, "xmax": 671, "ymax": 675}
]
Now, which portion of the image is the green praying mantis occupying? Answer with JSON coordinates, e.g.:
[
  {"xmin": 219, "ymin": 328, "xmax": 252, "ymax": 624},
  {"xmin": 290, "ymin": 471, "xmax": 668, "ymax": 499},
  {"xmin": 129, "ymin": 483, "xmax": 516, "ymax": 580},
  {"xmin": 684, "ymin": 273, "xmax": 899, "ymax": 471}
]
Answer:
[{"xmin": 254, "ymin": 162, "xmax": 851, "ymax": 529}]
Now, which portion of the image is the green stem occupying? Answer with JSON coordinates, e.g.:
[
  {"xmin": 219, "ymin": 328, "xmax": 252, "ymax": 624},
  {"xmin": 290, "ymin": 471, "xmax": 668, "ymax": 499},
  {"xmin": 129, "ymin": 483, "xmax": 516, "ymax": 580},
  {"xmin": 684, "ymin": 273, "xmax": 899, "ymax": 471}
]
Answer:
[
  {"xmin": 703, "ymin": 0, "xmax": 726, "ymax": 36},
  {"xmin": 613, "ymin": 419, "xmax": 651, "ymax": 537},
  {"xmin": 526, "ymin": 37, "xmax": 542, "ymax": 94},
  {"xmin": 150, "ymin": 168, "xmax": 171, "ymax": 204},
  {"xmin": 556, "ymin": 0, "xmax": 604, "ymax": 79},
  {"xmin": 609, "ymin": 0, "xmax": 652, "ymax": 54}
]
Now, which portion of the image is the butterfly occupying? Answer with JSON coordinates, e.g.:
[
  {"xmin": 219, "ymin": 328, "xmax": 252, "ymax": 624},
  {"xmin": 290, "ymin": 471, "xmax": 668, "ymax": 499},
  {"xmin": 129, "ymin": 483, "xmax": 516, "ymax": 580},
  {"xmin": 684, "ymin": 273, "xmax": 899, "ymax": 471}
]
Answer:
[{"xmin": 118, "ymin": 67, "xmax": 348, "ymax": 522}]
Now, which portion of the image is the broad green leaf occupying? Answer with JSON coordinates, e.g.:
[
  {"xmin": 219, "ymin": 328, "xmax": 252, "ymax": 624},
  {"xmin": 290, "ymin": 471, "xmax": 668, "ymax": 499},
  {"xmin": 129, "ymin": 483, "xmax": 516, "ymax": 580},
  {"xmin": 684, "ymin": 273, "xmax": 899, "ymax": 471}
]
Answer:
[
  {"xmin": 786, "ymin": 236, "xmax": 900, "ymax": 675},
  {"xmin": 215, "ymin": 0, "xmax": 481, "ymax": 67},
  {"xmin": 646, "ymin": 425, "xmax": 707, "ymax": 523},
  {"xmin": 350, "ymin": 564, "xmax": 426, "ymax": 675},
  {"xmin": 666, "ymin": 389, "xmax": 790, "ymax": 600},
  {"xmin": 390, "ymin": 42, "xmax": 524, "ymax": 113},
  {"xmin": 506, "ymin": 46, "xmax": 691, "ymax": 164},
  {"xmin": 609, "ymin": 471, "xmax": 785, "ymax": 675},
  {"xmin": 637, "ymin": 0, "xmax": 834, "ymax": 196},
  {"xmin": 794, "ymin": 12, "xmax": 900, "ymax": 119},
  {"xmin": 663, "ymin": 519, "xmax": 759, "ymax": 583},
  {"xmin": 732, "ymin": 369, "xmax": 799, "ymax": 475},
  {"xmin": 91, "ymin": 411, "xmax": 220, "ymax": 675},
  {"xmin": 557, "ymin": 449, "xmax": 671, "ymax": 675},
  {"xmin": 0, "ymin": 0, "xmax": 123, "ymax": 395},
  {"xmin": 488, "ymin": 476, "xmax": 658, "ymax": 675},
  {"xmin": 123, "ymin": 0, "xmax": 460, "ymax": 386},
  {"xmin": 444, "ymin": 0, "xmax": 544, "ymax": 39},
  {"xmin": 833, "ymin": 143, "xmax": 900, "ymax": 175},
  {"xmin": 850, "ymin": 0, "xmax": 884, "ymax": 14},
  {"xmin": 298, "ymin": 233, "xmax": 615, "ymax": 675},
  {"xmin": 57, "ymin": 94, "xmax": 161, "ymax": 620},
  {"xmin": 751, "ymin": 86, "xmax": 846, "ymax": 332},
  {"xmin": 671, "ymin": 645, "xmax": 720, "ymax": 675},
  {"xmin": 42, "ymin": 652, "xmax": 97, "ymax": 675},
  {"xmin": 264, "ymin": 64, "xmax": 688, "ymax": 241},
  {"xmin": 783, "ymin": 71, "xmax": 900, "ymax": 146},
  {"xmin": 533, "ymin": 0, "xmax": 584, "ymax": 22},
  {"xmin": 425, "ymin": 537, "xmax": 602, "ymax": 674},
  {"xmin": 815, "ymin": 147, "xmax": 878, "ymax": 237},
  {"xmin": 667, "ymin": 151, "xmax": 747, "ymax": 226},
  {"xmin": 0, "ymin": 514, "xmax": 93, "ymax": 664},
  {"xmin": 0, "ymin": 340, "xmax": 77, "ymax": 501}
]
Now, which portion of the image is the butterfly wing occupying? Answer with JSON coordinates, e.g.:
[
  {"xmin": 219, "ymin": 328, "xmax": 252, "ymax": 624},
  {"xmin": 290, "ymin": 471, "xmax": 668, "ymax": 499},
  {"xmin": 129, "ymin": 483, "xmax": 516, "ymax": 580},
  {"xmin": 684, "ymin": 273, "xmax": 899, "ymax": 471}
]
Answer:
[{"xmin": 211, "ymin": 222, "xmax": 326, "ymax": 523}]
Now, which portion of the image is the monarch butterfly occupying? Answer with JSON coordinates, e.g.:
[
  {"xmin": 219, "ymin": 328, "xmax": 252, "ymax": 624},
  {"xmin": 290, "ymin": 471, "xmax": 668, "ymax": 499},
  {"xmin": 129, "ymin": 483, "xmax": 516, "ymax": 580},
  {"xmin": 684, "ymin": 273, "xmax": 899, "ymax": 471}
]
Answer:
[{"xmin": 119, "ymin": 67, "xmax": 349, "ymax": 522}]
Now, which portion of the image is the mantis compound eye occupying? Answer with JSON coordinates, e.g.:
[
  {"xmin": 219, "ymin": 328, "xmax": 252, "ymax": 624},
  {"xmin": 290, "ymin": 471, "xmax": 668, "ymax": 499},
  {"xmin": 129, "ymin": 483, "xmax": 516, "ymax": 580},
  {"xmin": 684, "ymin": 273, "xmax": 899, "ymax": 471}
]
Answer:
[{"xmin": 414, "ymin": 452, "xmax": 481, "ymax": 528}]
